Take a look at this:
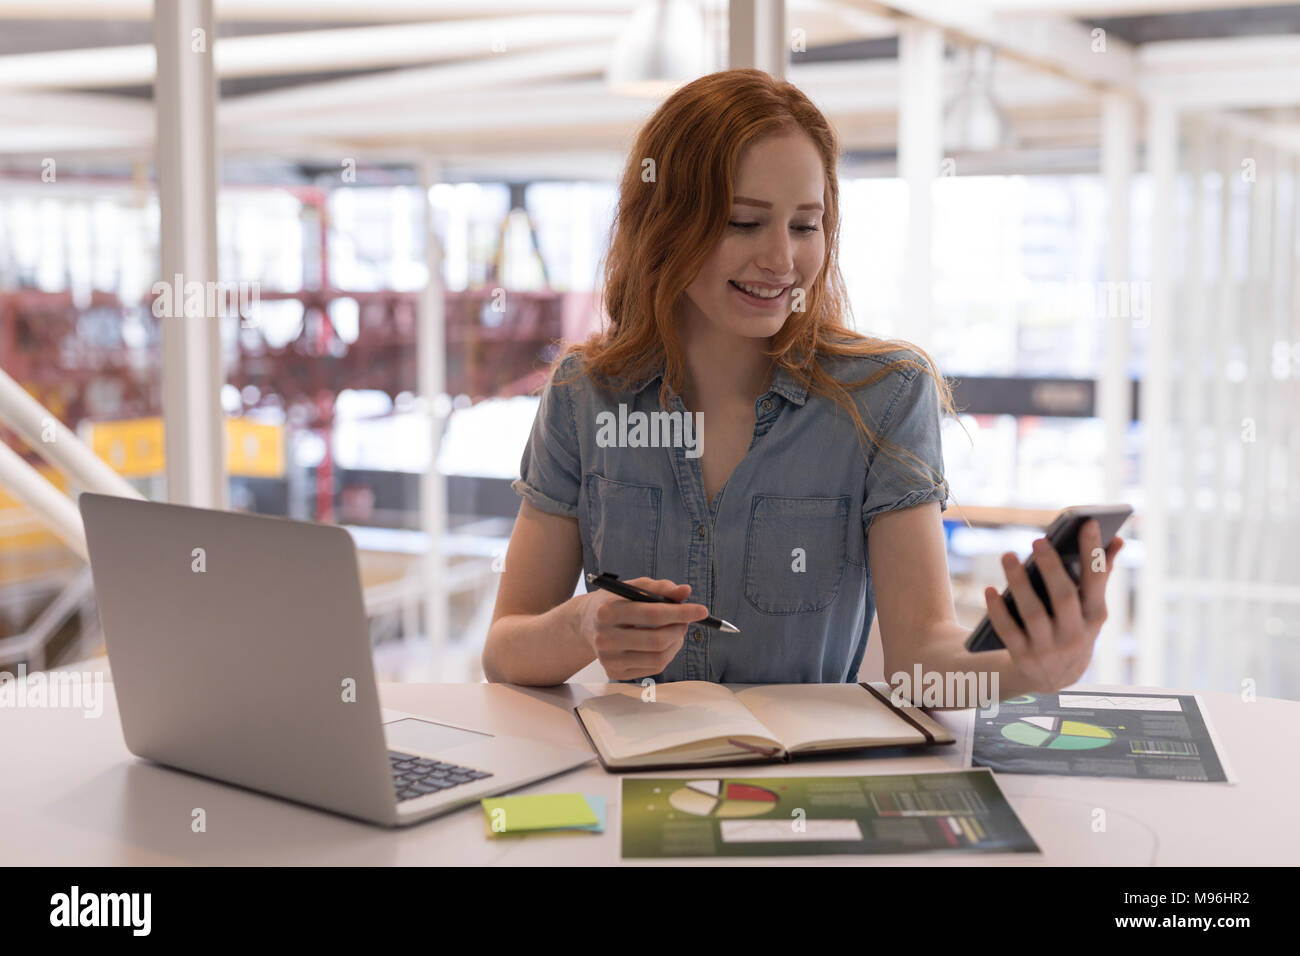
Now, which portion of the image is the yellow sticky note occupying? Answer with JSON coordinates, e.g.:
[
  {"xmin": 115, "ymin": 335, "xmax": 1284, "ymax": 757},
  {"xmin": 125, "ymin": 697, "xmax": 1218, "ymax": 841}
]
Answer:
[{"xmin": 481, "ymin": 793, "xmax": 598, "ymax": 834}]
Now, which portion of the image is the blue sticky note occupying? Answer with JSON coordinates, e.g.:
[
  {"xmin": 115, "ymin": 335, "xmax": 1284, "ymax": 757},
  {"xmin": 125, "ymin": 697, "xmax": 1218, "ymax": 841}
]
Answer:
[{"xmin": 569, "ymin": 795, "xmax": 606, "ymax": 832}]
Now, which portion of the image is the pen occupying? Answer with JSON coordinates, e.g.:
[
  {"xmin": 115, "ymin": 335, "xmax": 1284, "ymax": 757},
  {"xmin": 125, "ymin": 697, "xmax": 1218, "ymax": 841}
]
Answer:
[{"xmin": 585, "ymin": 571, "xmax": 740, "ymax": 633}]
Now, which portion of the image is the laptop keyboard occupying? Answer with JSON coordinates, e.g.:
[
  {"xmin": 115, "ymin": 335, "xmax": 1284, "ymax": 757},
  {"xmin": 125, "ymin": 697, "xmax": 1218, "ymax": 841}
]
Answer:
[{"xmin": 389, "ymin": 750, "xmax": 493, "ymax": 802}]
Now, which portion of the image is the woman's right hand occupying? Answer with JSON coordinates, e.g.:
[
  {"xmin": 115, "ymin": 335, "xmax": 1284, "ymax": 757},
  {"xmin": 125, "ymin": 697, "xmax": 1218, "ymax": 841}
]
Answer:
[{"xmin": 577, "ymin": 577, "xmax": 710, "ymax": 681}]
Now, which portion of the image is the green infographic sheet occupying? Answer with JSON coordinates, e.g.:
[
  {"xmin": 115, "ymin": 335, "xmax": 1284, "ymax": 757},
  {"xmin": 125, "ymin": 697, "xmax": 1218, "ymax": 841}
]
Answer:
[
  {"xmin": 972, "ymin": 692, "xmax": 1229, "ymax": 782},
  {"xmin": 621, "ymin": 769, "xmax": 1037, "ymax": 858}
]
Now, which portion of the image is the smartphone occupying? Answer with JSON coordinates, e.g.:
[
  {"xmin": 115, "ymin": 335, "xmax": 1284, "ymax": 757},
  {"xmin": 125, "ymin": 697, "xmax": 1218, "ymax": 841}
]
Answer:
[{"xmin": 965, "ymin": 504, "xmax": 1133, "ymax": 652}]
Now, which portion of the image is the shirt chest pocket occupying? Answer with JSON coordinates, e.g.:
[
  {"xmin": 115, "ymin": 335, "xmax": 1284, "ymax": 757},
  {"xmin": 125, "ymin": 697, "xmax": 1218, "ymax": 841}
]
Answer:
[
  {"xmin": 583, "ymin": 474, "xmax": 662, "ymax": 578},
  {"xmin": 744, "ymin": 495, "xmax": 850, "ymax": 615}
]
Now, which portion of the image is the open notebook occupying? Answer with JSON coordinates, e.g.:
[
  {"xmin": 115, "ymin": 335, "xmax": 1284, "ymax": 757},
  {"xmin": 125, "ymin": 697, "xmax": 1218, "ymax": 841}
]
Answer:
[{"xmin": 574, "ymin": 681, "xmax": 955, "ymax": 771}]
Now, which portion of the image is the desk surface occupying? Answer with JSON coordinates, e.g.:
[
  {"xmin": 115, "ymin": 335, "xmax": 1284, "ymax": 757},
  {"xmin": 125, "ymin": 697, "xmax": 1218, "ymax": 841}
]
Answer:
[{"xmin": 4, "ymin": 677, "xmax": 1294, "ymax": 865}]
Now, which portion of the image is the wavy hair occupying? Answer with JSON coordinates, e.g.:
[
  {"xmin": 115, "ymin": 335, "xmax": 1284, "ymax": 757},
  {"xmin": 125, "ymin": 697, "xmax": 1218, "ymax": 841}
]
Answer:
[{"xmin": 552, "ymin": 68, "xmax": 963, "ymax": 504}]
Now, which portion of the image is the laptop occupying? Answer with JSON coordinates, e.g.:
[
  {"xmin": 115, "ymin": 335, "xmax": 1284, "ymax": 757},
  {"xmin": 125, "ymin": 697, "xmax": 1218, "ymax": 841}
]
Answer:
[{"xmin": 78, "ymin": 492, "xmax": 594, "ymax": 827}]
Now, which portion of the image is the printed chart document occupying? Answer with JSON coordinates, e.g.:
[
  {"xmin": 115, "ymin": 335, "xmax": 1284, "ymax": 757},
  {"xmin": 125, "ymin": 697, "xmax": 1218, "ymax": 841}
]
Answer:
[
  {"xmin": 972, "ymin": 691, "xmax": 1231, "ymax": 782},
  {"xmin": 620, "ymin": 769, "xmax": 1038, "ymax": 858},
  {"xmin": 574, "ymin": 681, "xmax": 954, "ymax": 771}
]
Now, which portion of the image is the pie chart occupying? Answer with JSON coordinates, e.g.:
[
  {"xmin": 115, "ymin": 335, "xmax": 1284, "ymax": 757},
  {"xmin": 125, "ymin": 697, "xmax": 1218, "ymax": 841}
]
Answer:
[
  {"xmin": 1001, "ymin": 715, "xmax": 1114, "ymax": 750},
  {"xmin": 668, "ymin": 780, "xmax": 779, "ymax": 818}
]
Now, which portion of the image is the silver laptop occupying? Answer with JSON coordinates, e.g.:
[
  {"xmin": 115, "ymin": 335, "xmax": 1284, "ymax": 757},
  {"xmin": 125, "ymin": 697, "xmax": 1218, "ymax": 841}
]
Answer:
[{"xmin": 78, "ymin": 492, "xmax": 593, "ymax": 827}]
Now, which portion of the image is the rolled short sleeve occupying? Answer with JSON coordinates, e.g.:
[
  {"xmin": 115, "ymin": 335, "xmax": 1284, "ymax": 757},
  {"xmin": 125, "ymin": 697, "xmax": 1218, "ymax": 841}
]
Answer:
[
  {"xmin": 861, "ymin": 358, "xmax": 950, "ymax": 531},
  {"xmin": 511, "ymin": 357, "xmax": 581, "ymax": 518}
]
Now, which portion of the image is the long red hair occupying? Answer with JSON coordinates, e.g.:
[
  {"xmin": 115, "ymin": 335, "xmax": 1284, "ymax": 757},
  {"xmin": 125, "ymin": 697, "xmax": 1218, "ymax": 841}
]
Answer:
[{"xmin": 553, "ymin": 68, "xmax": 961, "ymax": 495}]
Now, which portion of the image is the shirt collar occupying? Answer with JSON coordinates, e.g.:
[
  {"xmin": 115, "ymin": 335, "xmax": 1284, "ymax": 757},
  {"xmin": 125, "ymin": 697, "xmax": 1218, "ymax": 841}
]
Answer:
[{"xmin": 624, "ymin": 359, "xmax": 809, "ymax": 407}]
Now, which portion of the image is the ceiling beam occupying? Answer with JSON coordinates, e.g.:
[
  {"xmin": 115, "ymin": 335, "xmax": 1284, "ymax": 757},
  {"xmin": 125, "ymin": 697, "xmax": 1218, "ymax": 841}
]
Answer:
[
  {"xmin": 842, "ymin": 0, "xmax": 1137, "ymax": 92},
  {"xmin": 1196, "ymin": 110, "xmax": 1300, "ymax": 155},
  {"xmin": 0, "ymin": 15, "xmax": 623, "ymax": 89},
  {"xmin": 0, "ymin": 0, "xmax": 635, "ymax": 19},
  {"xmin": 0, "ymin": 89, "xmax": 152, "ymax": 127},
  {"xmin": 971, "ymin": 0, "xmax": 1300, "ymax": 15},
  {"xmin": 220, "ymin": 42, "xmax": 616, "ymax": 124},
  {"xmin": 6, "ymin": 0, "xmax": 1297, "ymax": 21},
  {"xmin": 1138, "ymin": 34, "xmax": 1300, "ymax": 107}
]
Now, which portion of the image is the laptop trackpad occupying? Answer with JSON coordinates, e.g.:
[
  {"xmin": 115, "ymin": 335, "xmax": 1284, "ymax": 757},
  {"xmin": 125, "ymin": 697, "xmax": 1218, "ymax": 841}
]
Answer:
[{"xmin": 384, "ymin": 717, "xmax": 493, "ymax": 755}]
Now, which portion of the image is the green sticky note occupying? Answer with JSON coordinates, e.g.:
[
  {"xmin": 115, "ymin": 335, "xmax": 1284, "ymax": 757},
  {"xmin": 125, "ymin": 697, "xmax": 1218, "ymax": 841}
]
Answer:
[{"xmin": 481, "ymin": 793, "xmax": 599, "ymax": 834}]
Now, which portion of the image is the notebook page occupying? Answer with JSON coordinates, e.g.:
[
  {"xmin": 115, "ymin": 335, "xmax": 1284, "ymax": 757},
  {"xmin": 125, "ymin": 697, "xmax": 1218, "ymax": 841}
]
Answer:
[
  {"xmin": 733, "ymin": 683, "xmax": 926, "ymax": 751},
  {"xmin": 578, "ymin": 681, "xmax": 780, "ymax": 761}
]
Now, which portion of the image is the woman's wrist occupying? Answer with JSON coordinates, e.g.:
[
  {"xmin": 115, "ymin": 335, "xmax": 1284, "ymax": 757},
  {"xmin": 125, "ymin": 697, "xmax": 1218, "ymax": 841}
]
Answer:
[
  {"xmin": 567, "ymin": 589, "xmax": 594, "ymax": 653},
  {"xmin": 484, "ymin": 592, "xmax": 597, "ymax": 685}
]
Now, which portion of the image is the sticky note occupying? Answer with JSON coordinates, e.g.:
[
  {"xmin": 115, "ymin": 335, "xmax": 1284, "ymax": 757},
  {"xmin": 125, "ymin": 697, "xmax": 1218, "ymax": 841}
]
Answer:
[
  {"xmin": 570, "ymin": 795, "xmax": 606, "ymax": 832},
  {"xmin": 481, "ymin": 793, "xmax": 599, "ymax": 834}
]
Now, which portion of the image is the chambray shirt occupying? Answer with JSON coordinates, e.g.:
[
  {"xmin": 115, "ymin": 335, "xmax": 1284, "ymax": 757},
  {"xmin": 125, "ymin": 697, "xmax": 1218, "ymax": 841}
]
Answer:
[{"xmin": 510, "ymin": 348, "xmax": 950, "ymax": 684}]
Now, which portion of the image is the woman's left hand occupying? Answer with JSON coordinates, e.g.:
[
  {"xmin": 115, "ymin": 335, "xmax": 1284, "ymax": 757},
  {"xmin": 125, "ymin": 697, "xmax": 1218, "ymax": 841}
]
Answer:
[{"xmin": 982, "ymin": 518, "xmax": 1124, "ymax": 693}]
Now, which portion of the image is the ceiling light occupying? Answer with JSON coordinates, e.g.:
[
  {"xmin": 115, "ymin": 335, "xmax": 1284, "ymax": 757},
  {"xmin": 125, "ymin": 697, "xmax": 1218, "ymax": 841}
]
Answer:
[
  {"xmin": 944, "ymin": 44, "xmax": 1016, "ymax": 153},
  {"xmin": 607, "ymin": 0, "xmax": 706, "ymax": 97}
]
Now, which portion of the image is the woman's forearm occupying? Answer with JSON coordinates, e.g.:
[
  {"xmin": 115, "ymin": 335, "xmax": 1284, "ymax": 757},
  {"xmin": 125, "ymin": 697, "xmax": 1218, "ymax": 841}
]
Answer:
[
  {"xmin": 482, "ymin": 592, "xmax": 597, "ymax": 686},
  {"xmin": 882, "ymin": 621, "xmax": 1039, "ymax": 708}
]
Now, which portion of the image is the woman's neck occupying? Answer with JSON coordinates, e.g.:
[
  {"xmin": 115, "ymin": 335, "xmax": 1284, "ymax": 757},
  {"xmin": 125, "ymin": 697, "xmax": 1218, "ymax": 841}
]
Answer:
[{"xmin": 676, "ymin": 315, "xmax": 774, "ymax": 412}]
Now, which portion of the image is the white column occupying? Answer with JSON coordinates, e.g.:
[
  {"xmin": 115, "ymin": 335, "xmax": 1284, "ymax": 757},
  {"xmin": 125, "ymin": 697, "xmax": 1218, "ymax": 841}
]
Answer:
[
  {"xmin": 1176, "ymin": 117, "xmax": 1209, "ymax": 691},
  {"xmin": 1207, "ymin": 130, "xmax": 1237, "ymax": 693},
  {"xmin": 897, "ymin": 22, "xmax": 944, "ymax": 346},
  {"xmin": 1234, "ymin": 133, "xmax": 1275, "ymax": 691},
  {"xmin": 1097, "ymin": 92, "xmax": 1136, "ymax": 684},
  {"xmin": 419, "ymin": 160, "xmax": 449, "ymax": 673},
  {"xmin": 1137, "ymin": 98, "xmax": 1179, "ymax": 687},
  {"xmin": 1257, "ymin": 147, "xmax": 1299, "ymax": 694},
  {"xmin": 154, "ymin": 0, "xmax": 226, "ymax": 508},
  {"xmin": 728, "ymin": 0, "xmax": 786, "ymax": 79}
]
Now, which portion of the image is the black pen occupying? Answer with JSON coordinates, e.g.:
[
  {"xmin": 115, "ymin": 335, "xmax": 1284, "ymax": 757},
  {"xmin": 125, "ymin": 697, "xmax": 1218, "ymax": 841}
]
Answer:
[{"xmin": 585, "ymin": 572, "xmax": 740, "ymax": 633}]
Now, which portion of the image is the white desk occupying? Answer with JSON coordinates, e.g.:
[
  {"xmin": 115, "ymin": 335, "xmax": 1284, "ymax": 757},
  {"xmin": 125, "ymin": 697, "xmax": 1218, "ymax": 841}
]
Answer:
[{"xmin": 3, "ymin": 677, "xmax": 1294, "ymax": 865}]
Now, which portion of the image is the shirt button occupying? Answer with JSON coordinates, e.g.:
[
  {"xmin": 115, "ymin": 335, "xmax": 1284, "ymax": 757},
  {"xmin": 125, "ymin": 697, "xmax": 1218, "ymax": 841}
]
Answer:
[
  {"xmin": 761, "ymin": 398, "xmax": 773, "ymax": 411},
  {"xmin": 697, "ymin": 524, "xmax": 706, "ymax": 538},
  {"xmin": 694, "ymin": 631, "xmax": 703, "ymax": 643}
]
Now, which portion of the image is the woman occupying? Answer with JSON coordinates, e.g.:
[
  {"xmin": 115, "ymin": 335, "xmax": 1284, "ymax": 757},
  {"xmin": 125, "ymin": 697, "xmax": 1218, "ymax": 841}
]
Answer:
[{"xmin": 482, "ymin": 69, "xmax": 1122, "ymax": 699}]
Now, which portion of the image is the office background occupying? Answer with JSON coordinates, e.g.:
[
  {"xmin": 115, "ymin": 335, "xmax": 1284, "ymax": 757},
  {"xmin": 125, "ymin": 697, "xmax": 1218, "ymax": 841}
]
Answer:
[{"xmin": 0, "ymin": 1, "xmax": 1296, "ymax": 699}]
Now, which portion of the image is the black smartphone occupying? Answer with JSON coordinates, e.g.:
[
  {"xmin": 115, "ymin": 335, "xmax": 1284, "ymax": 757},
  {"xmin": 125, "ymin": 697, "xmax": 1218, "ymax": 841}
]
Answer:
[{"xmin": 965, "ymin": 504, "xmax": 1133, "ymax": 652}]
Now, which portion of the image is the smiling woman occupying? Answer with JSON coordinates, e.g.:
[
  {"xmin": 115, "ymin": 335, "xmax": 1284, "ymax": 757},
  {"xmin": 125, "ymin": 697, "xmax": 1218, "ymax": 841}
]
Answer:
[{"xmin": 482, "ymin": 68, "xmax": 1123, "ymax": 698}]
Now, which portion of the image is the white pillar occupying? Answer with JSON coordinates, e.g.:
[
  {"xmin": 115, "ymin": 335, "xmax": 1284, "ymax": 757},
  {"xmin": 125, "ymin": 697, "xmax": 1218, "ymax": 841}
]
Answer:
[
  {"xmin": 1233, "ymin": 133, "xmax": 1275, "ymax": 691},
  {"xmin": 154, "ymin": 0, "xmax": 226, "ymax": 508},
  {"xmin": 1137, "ymin": 98, "xmax": 1178, "ymax": 687},
  {"xmin": 1097, "ymin": 92, "xmax": 1136, "ymax": 684},
  {"xmin": 1207, "ymin": 130, "xmax": 1237, "ymax": 694},
  {"xmin": 1176, "ymin": 116, "xmax": 1209, "ymax": 690},
  {"xmin": 897, "ymin": 22, "xmax": 944, "ymax": 346},
  {"xmin": 418, "ymin": 160, "xmax": 449, "ymax": 674},
  {"xmin": 728, "ymin": 0, "xmax": 786, "ymax": 79}
]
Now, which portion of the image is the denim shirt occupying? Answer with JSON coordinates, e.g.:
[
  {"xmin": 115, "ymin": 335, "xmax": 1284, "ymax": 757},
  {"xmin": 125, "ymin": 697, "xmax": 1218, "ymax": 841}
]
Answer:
[{"xmin": 510, "ymin": 347, "xmax": 950, "ymax": 684}]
